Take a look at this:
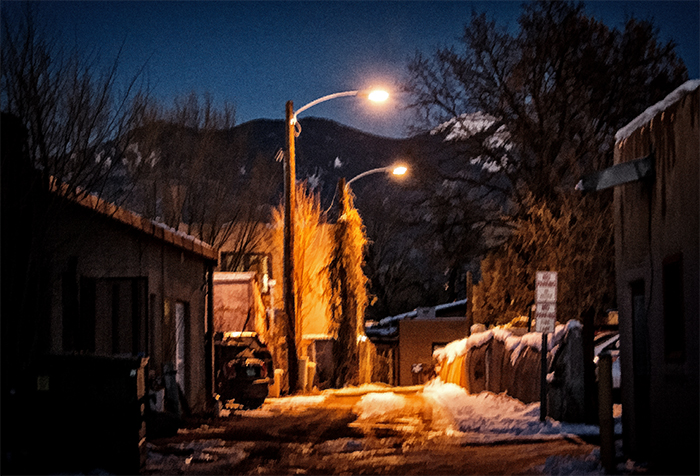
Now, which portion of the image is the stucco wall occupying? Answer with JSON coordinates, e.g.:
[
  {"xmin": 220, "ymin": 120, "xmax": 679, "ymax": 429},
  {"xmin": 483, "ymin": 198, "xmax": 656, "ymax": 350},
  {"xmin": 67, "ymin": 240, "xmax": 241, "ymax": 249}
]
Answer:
[
  {"xmin": 218, "ymin": 222, "xmax": 335, "ymax": 339},
  {"xmin": 398, "ymin": 318, "xmax": 468, "ymax": 386},
  {"xmin": 46, "ymin": 202, "xmax": 212, "ymax": 412},
  {"xmin": 614, "ymin": 85, "xmax": 699, "ymax": 471}
]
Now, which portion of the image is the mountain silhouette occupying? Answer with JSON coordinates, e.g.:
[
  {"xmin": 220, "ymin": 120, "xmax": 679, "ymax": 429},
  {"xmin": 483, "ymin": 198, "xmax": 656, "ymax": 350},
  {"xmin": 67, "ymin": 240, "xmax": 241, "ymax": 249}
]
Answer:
[{"xmin": 226, "ymin": 117, "xmax": 439, "ymax": 210}]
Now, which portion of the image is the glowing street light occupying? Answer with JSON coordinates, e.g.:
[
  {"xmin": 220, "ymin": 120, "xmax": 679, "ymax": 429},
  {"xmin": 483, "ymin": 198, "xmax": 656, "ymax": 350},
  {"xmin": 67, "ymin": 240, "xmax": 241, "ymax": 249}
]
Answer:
[
  {"xmin": 290, "ymin": 88, "xmax": 389, "ymax": 124},
  {"xmin": 324, "ymin": 164, "xmax": 408, "ymax": 215},
  {"xmin": 283, "ymin": 88, "xmax": 389, "ymax": 393},
  {"xmin": 345, "ymin": 164, "xmax": 408, "ymax": 187}
]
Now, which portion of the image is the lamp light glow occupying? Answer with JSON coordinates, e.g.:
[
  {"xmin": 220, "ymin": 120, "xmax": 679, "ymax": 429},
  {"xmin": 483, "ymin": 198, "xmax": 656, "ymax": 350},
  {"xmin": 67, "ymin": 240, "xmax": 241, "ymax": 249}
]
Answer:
[
  {"xmin": 367, "ymin": 89, "xmax": 389, "ymax": 102},
  {"xmin": 392, "ymin": 166, "xmax": 407, "ymax": 175}
]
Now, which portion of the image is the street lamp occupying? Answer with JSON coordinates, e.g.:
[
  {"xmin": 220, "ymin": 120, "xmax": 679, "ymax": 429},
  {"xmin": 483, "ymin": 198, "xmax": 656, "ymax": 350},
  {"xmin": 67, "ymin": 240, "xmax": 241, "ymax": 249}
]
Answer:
[
  {"xmin": 324, "ymin": 164, "xmax": 408, "ymax": 215},
  {"xmin": 284, "ymin": 88, "xmax": 388, "ymax": 393},
  {"xmin": 345, "ymin": 165, "xmax": 407, "ymax": 187}
]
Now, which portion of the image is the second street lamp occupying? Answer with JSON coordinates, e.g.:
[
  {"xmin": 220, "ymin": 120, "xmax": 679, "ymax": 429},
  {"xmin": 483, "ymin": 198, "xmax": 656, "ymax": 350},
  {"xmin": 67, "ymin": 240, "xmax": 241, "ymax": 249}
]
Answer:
[
  {"xmin": 345, "ymin": 165, "xmax": 407, "ymax": 187},
  {"xmin": 283, "ymin": 89, "xmax": 388, "ymax": 393}
]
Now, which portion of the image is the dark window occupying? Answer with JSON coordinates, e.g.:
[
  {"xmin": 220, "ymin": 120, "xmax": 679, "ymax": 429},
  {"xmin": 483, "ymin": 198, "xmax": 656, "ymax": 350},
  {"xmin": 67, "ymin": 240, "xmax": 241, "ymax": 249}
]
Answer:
[
  {"xmin": 77, "ymin": 277, "xmax": 147, "ymax": 355},
  {"xmin": 663, "ymin": 254, "xmax": 685, "ymax": 362},
  {"xmin": 79, "ymin": 278, "xmax": 96, "ymax": 352},
  {"xmin": 62, "ymin": 264, "xmax": 97, "ymax": 353},
  {"xmin": 220, "ymin": 252, "xmax": 272, "ymax": 292}
]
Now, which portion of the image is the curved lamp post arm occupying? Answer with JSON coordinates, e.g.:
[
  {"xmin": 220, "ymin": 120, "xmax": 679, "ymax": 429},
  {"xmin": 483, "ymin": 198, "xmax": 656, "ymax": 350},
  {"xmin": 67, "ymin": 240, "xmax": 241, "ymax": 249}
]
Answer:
[
  {"xmin": 325, "ymin": 165, "xmax": 407, "ymax": 213},
  {"xmin": 292, "ymin": 90, "xmax": 360, "ymax": 122},
  {"xmin": 345, "ymin": 166, "xmax": 394, "ymax": 187}
]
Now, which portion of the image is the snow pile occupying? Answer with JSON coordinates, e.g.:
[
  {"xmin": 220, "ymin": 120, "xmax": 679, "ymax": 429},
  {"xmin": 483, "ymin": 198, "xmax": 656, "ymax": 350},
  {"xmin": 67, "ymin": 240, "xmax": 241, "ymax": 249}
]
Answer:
[
  {"xmin": 422, "ymin": 380, "xmax": 602, "ymax": 443},
  {"xmin": 352, "ymin": 392, "xmax": 413, "ymax": 421},
  {"xmin": 536, "ymin": 451, "xmax": 603, "ymax": 475},
  {"xmin": 264, "ymin": 394, "xmax": 327, "ymax": 412},
  {"xmin": 615, "ymin": 79, "xmax": 700, "ymax": 142},
  {"xmin": 323, "ymin": 383, "xmax": 394, "ymax": 396}
]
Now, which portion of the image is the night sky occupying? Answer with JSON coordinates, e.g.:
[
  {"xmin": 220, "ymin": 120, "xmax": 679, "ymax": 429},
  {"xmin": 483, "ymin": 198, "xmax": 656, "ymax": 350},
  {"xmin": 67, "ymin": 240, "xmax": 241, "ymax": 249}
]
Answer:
[{"xmin": 6, "ymin": 1, "xmax": 699, "ymax": 138}]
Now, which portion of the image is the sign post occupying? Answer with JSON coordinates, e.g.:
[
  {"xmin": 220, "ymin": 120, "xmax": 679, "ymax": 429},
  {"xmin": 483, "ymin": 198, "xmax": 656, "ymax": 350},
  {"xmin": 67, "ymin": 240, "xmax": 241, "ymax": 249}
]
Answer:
[{"xmin": 535, "ymin": 271, "xmax": 557, "ymax": 422}]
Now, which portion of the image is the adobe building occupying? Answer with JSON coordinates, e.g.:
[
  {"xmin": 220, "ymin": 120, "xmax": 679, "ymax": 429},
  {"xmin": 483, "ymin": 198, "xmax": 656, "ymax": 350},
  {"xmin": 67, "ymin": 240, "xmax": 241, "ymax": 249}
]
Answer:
[
  {"xmin": 1, "ymin": 114, "xmax": 219, "ymax": 473},
  {"xmin": 48, "ymin": 188, "xmax": 217, "ymax": 411},
  {"xmin": 612, "ymin": 80, "xmax": 699, "ymax": 474},
  {"xmin": 366, "ymin": 300, "xmax": 469, "ymax": 386}
]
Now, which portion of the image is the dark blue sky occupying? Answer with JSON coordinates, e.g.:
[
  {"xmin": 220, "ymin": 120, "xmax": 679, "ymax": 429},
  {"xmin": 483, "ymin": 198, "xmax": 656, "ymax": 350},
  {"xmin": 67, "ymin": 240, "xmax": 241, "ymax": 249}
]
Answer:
[{"xmin": 8, "ymin": 1, "xmax": 699, "ymax": 138}]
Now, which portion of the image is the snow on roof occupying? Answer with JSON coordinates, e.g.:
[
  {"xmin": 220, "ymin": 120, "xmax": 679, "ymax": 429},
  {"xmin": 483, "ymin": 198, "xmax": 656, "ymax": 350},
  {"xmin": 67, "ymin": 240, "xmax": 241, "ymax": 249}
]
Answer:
[
  {"xmin": 615, "ymin": 79, "xmax": 700, "ymax": 143},
  {"xmin": 467, "ymin": 328, "xmax": 494, "ymax": 348},
  {"xmin": 365, "ymin": 324, "xmax": 398, "ymax": 337},
  {"xmin": 50, "ymin": 177, "xmax": 218, "ymax": 261},
  {"xmin": 375, "ymin": 299, "xmax": 468, "ymax": 327}
]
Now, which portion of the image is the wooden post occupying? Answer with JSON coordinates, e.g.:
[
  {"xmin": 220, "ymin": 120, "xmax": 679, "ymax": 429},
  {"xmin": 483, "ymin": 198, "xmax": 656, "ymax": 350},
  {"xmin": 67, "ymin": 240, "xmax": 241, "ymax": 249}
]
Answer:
[
  {"xmin": 598, "ymin": 352, "xmax": 615, "ymax": 473},
  {"xmin": 540, "ymin": 332, "xmax": 548, "ymax": 422},
  {"xmin": 465, "ymin": 271, "xmax": 473, "ymax": 336},
  {"xmin": 284, "ymin": 100, "xmax": 299, "ymax": 393}
]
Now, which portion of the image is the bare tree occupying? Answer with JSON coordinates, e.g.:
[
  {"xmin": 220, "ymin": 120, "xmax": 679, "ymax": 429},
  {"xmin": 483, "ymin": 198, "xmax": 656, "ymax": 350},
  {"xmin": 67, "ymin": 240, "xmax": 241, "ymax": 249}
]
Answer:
[
  {"xmin": 404, "ymin": 0, "xmax": 688, "ymax": 323},
  {"xmin": 406, "ymin": 1, "xmax": 687, "ymax": 204},
  {"xmin": 2, "ymin": 3, "xmax": 149, "ymax": 202},
  {"xmin": 122, "ymin": 93, "xmax": 279, "ymax": 251},
  {"xmin": 1, "ymin": 4, "xmax": 149, "ymax": 378},
  {"xmin": 271, "ymin": 181, "xmax": 328, "ymax": 392}
]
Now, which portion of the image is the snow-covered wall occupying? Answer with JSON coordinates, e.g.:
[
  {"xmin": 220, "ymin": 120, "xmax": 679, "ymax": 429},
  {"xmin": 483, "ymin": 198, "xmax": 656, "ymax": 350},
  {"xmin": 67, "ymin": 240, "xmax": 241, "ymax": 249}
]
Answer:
[{"xmin": 433, "ymin": 320, "xmax": 585, "ymax": 422}]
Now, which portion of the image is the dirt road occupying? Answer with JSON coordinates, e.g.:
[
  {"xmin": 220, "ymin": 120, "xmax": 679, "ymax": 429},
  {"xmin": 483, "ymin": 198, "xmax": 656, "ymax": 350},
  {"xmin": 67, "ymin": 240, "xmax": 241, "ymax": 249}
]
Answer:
[{"xmin": 144, "ymin": 390, "xmax": 599, "ymax": 475}]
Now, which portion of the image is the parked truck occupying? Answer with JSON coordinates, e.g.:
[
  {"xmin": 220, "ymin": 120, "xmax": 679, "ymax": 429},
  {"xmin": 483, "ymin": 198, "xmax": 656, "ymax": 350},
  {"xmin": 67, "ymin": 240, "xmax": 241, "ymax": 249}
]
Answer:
[{"xmin": 215, "ymin": 331, "xmax": 273, "ymax": 409}]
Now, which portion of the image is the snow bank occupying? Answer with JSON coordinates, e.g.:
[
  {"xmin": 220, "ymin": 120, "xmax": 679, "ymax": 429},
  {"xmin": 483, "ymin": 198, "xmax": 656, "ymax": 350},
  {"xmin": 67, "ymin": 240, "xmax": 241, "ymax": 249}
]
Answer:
[
  {"xmin": 322, "ymin": 383, "xmax": 394, "ymax": 396},
  {"xmin": 615, "ymin": 79, "xmax": 700, "ymax": 143},
  {"xmin": 353, "ymin": 392, "xmax": 413, "ymax": 421},
  {"xmin": 423, "ymin": 380, "xmax": 603, "ymax": 443},
  {"xmin": 265, "ymin": 394, "xmax": 327, "ymax": 412}
]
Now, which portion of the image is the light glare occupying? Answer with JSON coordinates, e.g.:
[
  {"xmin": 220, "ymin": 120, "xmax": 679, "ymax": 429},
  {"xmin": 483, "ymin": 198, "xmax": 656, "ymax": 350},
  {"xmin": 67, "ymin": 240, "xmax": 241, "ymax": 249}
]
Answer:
[
  {"xmin": 392, "ymin": 166, "xmax": 407, "ymax": 175},
  {"xmin": 367, "ymin": 90, "xmax": 389, "ymax": 102}
]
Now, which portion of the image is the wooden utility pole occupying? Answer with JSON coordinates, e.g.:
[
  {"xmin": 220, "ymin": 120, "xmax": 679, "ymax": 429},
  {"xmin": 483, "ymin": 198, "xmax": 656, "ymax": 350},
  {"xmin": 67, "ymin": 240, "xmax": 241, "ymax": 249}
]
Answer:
[
  {"xmin": 465, "ymin": 271, "xmax": 473, "ymax": 336},
  {"xmin": 284, "ymin": 100, "xmax": 299, "ymax": 393}
]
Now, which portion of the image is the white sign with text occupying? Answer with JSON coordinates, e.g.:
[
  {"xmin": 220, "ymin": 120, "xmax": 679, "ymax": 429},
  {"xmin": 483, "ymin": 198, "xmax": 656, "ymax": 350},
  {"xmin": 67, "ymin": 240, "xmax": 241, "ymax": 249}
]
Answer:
[{"xmin": 535, "ymin": 271, "xmax": 557, "ymax": 334}]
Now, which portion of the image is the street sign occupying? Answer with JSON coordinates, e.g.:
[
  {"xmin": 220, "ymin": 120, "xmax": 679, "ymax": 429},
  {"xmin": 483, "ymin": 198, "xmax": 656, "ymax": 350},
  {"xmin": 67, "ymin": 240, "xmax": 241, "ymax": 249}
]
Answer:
[
  {"xmin": 535, "ymin": 271, "xmax": 557, "ymax": 421},
  {"xmin": 535, "ymin": 271, "xmax": 557, "ymax": 334}
]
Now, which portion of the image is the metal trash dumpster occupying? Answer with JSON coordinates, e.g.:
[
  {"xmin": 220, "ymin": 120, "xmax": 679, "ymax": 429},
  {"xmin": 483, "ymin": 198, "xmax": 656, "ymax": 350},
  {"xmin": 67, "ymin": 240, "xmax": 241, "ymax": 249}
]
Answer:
[{"xmin": 31, "ymin": 354, "xmax": 148, "ymax": 475}]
